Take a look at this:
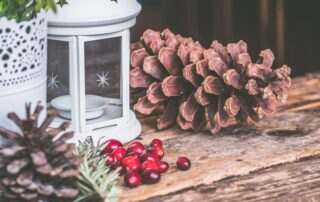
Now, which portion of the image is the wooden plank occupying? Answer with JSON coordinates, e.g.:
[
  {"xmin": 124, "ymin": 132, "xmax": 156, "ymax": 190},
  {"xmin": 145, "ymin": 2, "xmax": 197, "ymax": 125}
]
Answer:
[
  {"xmin": 143, "ymin": 156, "xmax": 320, "ymax": 202},
  {"xmin": 119, "ymin": 108, "xmax": 320, "ymax": 202},
  {"xmin": 116, "ymin": 75, "xmax": 320, "ymax": 202}
]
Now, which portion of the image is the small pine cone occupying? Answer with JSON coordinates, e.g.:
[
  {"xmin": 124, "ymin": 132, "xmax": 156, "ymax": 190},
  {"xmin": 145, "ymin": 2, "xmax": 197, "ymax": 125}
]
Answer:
[
  {"xmin": 0, "ymin": 103, "xmax": 81, "ymax": 202},
  {"xmin": 130, "ymin": 29, "xmax": 204, "ymax": 130},
  {"xmin": 179, "ymin": 40, "xmax": 292, "ymax": 133}
]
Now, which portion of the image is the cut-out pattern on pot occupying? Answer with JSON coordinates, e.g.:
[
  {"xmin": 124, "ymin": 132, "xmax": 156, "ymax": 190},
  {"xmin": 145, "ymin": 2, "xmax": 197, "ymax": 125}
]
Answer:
[
  {"xmin": 0, "ymin": 10, "xmax": 47, "ymax": 134},
  {"xmin": 0, "ymin": 10, "xmax": 47, "ymax": 90}
]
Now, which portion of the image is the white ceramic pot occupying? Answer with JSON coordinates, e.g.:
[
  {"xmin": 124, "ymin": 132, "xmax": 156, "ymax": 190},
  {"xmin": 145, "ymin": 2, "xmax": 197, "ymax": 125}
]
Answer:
[{"xmin": 0, "ymin": 10, "xmax": 47, "ymax": 132}]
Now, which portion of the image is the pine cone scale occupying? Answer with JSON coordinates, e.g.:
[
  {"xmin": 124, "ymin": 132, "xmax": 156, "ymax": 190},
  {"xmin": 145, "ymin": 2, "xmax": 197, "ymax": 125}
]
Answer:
[
  {"xmin": 223, "ymin": 69, "xmax": 242, "ymax": 89},
  {"xmin": 157, "ymin": 97, "xmax": 180, "ymax": 130},
  {"xmin": 217, "ymin": 96, "xmax": 229, "ymax": 127},
  {"xmin": 183, "ymin": 63, "xmax": 202, "ymax": 87},
  {"xmin": 0, "ymin": 126, "xmax": 22, "ymax": 141},
  {"xmin": 147, "ymin": 82, "xmax": 167, "ymax": 104},
  {"xmin": 21, "ymin": 192, "xmax": 38, "ymax": 201},
  {"xmin": 36, "ymin": 164, "xmax": 53, "ymax": 175},
  {"xmin": 130, "ymin": 67, "xmax": 155, "ymax": 88},
  {"xmin": 30, "ymin": 151, "xmax": 48, "ymax": 166},
  {"xmin": 162, "ymin": 76, "xmax": 188, "ymax": 96},
  {"xmin": 143, "ymin": 56, "xmax": 169, "ymax": 80},
  {"xmin": 192, "ymin": 107, "xmax": 206, "ymax": 132},
  {"xmin": 259, "ymin": 49, "xmax": 275, "ymax": 69},
  {"xmin": 208, "ymin": 58, "xmax": 228, "ymax": 78},
  {"xmin": 205, "ymin": 100, "xmax": 220, "ymax": 133},
  {"xmin": 134, "ymin": 96, "xmax": 160, "ymax": 115},
  {"xmin": 237, "ymin": 94, "xmax": 260, "ymax": 123},
  {"xmin": 158, "ymin": 47, "xmax": 183, "ymax": 76},
  {"xmin": 17, "ymin": 171, "xmax": 33, "ymax": 187},
  {"xmin": 203, "ymin": 76, "xmax": 225, "ymax": 95},
  {"xmin": 131, "ymin": 48, "xmax": 149, "ymax": 67},
  {"xmin": 194, "ymin": 86, "xmax": 211, "ymax": 106},
  {"xmin": 1, "ymin": 146, "xmax": 26, "ymax": 157},
  {"xmin": 196, "ymin": 60, "xmax": 211, "ymax": 78},
  {"xmin": 37, "ymin": 182, "xmax": 54, "ymax": 196},
  {"xmin": 177, "ymin": 115, "xmax": 192, "ymax": 130},
  {"xmin": 179, "ymin": 93, "xmax": 199, "ymax": 122},
  {"xmin": 7, "ymin": 158, "xmax": 30, "ymax": 175},
  {"xmin": 54, "ymin": 187, "xmax": 79, "ymax": 199}
]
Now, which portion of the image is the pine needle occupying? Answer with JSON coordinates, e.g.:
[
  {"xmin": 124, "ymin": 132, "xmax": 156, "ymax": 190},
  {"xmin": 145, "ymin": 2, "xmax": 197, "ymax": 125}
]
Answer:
[{"xmin": 74, "ymin": 137, "xmax": 121, "ymax": 202}]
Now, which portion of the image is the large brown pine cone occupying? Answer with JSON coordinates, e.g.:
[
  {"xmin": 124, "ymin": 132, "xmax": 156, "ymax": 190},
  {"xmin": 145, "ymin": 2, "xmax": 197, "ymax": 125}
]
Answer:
[
  {"xmin": 0, "ymin": 103, "xmax": 81, "ymax": 202},
  {"xmin": 130, "ymin": 29, "xmax": 291, "ymax": 134},
  {"xmin": 130, "ymin": 29, "xmax": 204, "ymax": 130}
]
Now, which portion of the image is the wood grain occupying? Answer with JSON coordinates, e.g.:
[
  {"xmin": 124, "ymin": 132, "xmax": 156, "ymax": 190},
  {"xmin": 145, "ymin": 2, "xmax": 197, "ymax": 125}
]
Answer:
[
  {"xmin": 143, "ymin": 156, "xmax": 320, "ymax": 202},
  {"xmin": 118, "ymin": 74, "xmax": 320, "ymax": 202}
]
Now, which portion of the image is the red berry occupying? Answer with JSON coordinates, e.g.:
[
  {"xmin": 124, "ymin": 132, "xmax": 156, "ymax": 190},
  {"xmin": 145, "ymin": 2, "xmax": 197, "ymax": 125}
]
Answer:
[
  {"xmin": 124, "ymin": 172, "xmax": 141, "ymax": 188},
  {"xmin": 150, "ymin": 139, "xmax": 163, "ymax": 147},
  {"xmin": 127, "ymin": 144, "xmax": 146, "ymax": 158},
  {"xmin": 102, "ymin": 139, "xmax": 123, "ymax": 154},
  {"xmin": 122, "ymin": 156, "xmax": 141, "ymax": 172},
  {"xmin": 148, "ymin": 146, "xmax": 164, "ymax": 159},
  {"xmin": 127, "ymin": 152, "xmax": 140, "ymax": 158},
  {"xmin": 105, "ymin": 154, "xmax": 117, "ymax": 166},
  {"xmin": 158, "ymin": 161, "xmax": 169, "ymax": 173},
  {"xmin": 127, "ymin": 141, "xmax": 144, "ymax": 150},
  {"xmin": 141, "ymin": 153, "xmax": 159, "ymax": 163},
  {"xmin": 141, "ymin": 170, "xmax": 161, "ymax": 184},
  {"xmin": 111, "ymin": 162, "xmax": 126, "ymax": 175},
  {"xmin": 176, "ymin": 157, "xmax": 191, "ymax": 171},
  {"xmin": 141, "ymin": 160, "xmax": 159, "ymax": 172},
  {"xmin": 111, "ymin": 147, "xmax": 127, "ymax": 161}
]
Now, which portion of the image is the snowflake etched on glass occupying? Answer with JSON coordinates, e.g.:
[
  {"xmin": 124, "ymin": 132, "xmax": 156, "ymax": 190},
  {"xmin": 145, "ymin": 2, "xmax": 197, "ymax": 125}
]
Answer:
[
  {"xmin": 47, "ymin": 39, "xmax": 70, "ymax": 103},
  {"xmin": 48, "ymin": 73, "xmax": 60, "ymax": 89},
  {"xmin": 96, "ymin": 71, "xmax": 111, "ymax": 88}
]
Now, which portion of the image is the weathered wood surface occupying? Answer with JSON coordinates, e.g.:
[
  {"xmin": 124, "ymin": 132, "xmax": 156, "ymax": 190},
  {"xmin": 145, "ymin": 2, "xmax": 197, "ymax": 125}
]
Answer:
[
  {"xmin": 119, "ymin": 74, "xmax": 320, "ymax": 202},
  {"xmin": 143, "ymin": 156, "xmax": 320, "ymax": 202}
]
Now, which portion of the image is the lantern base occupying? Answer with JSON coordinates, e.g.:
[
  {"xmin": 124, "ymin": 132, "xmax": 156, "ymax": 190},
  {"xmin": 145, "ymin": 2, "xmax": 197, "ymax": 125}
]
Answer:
[{"xmin": 71, "ymin": 110, "xmax": 142, "ymax": 145}]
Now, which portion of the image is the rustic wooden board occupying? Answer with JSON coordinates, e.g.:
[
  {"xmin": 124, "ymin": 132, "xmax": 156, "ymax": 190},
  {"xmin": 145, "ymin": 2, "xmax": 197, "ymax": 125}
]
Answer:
[
  {"xmin": 143, "ymin": 156, "xmax": 320, "ymax": 202},
  {"xmin": 118, "ymin": 74, "xmax": 320, "ymax": 202}
]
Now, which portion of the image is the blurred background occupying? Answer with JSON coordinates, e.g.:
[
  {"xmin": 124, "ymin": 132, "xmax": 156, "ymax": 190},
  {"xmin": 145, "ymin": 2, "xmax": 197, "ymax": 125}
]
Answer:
[{"xmin": 132, "ymin": 0, "xmax": 320, "ymax": 76}]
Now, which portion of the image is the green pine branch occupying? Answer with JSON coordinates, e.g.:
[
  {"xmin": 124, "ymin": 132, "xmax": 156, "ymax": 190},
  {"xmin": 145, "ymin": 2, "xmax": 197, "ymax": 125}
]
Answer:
[{"xmin": 74, "ymin": 137, "xmax": 121, "ymax": 202}]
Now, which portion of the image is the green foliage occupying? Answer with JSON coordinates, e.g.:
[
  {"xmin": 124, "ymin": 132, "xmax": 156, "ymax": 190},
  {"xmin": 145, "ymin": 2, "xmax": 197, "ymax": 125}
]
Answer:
[
  {"xmin": 0, "ymin": 0, "xmax": 57, "ymax": 22},
  {"xmin": 74, "ymin": 137, "xmax": 121, "ymax": 202},
  {"xmin": 56, "ymin": 0, "xmax": 68, "ymax": 7}
]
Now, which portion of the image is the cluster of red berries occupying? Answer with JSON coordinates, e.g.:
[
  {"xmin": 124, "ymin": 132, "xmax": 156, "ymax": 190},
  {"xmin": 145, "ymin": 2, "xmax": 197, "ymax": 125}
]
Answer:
[{"xmin": 101, "ymin": 139, "xmax": 191, "ymax": 188}]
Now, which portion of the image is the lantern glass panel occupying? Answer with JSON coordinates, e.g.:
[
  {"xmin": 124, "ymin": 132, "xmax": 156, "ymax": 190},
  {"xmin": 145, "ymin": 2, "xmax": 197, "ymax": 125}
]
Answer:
[
  {"xmin": 84, "ymin": 37, "xmax": 123, "ymax": 125},
  {"xmin": 47, "ymin": 39, "xmax": 70, "ymax": 112}
]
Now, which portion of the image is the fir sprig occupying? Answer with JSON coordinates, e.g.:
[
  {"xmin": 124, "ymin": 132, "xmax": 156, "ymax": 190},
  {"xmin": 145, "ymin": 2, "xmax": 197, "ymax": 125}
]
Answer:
[{"xmin": 74, "ymin": 137, "xmax": 121, "ymax": 202}]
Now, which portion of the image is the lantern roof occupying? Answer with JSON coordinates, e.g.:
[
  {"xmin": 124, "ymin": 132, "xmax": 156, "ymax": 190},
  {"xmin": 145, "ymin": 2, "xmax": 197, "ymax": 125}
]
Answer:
[{"xmin": 47, "ymin": 0, "xmax": 141, "ymax": 27}]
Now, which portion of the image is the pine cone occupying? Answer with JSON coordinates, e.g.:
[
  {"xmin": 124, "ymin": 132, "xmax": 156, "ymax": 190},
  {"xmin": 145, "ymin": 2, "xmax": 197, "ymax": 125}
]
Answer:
[
  {"xmin": 130, "ymin": 29, "xmax": 204, "ymax": 130},
  {"xmin": 0, "ymin": 103, "xmax": 81, "ymax": 202},
  {"xmin": 179, "ymin": 40, "xmax": 291, "ymax": 133},
  {"xmin": 130, "ymin": 29, "xmax": 292, "ymax": 134}
]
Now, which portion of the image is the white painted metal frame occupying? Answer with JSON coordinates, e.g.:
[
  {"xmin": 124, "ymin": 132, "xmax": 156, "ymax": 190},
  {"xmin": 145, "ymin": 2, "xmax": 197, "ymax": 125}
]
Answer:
[
  {"xmin": 78, "ymin": 30, "xmax": 130, "ymax": 133},
  {"xmin": 47, "ymin": 36, "xmax": 80, "ymax": 132}
]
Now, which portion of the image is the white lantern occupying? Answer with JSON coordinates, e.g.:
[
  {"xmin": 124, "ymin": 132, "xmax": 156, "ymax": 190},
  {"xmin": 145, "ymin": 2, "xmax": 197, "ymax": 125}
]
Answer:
[{"xmin": 47, "ymin": 0, "xmax": 142, "ymax": 143}]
